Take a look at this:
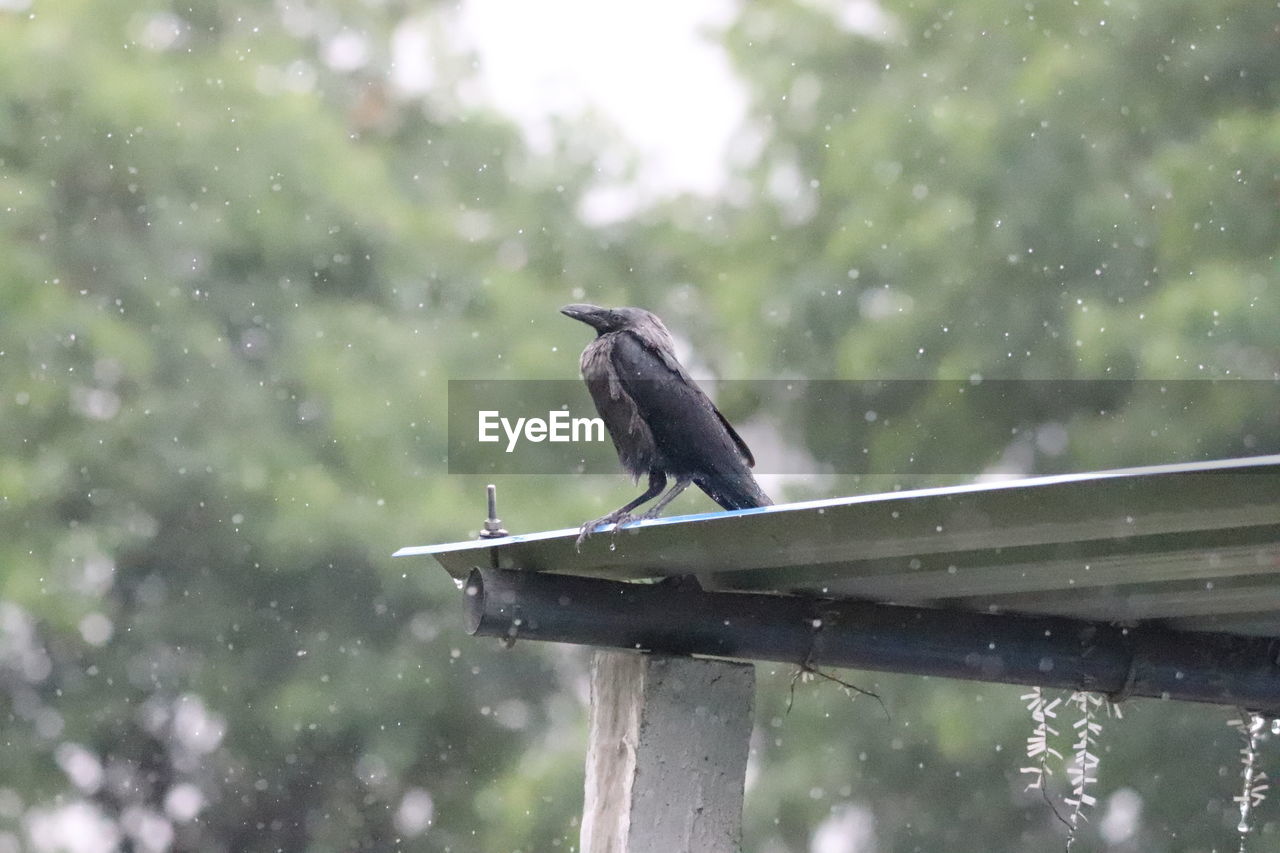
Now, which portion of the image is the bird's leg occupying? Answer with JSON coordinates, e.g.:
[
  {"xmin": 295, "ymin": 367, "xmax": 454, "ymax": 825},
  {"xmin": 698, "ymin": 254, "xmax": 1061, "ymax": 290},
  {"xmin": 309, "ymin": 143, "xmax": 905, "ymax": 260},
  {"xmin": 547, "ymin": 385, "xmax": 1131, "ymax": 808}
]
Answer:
[
  {"xmin": 576, "ymin": 471, "xmax": 667, "ymax": 549},
  {"xmin": 639, "ymin": 476, "xmax": 692, "ymax": 520}
]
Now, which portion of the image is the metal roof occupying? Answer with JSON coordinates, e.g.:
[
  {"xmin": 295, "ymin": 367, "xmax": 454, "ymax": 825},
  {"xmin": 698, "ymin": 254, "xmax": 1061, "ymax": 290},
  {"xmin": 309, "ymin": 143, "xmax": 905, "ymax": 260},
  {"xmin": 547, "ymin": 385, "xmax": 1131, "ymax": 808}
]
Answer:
[{"xmin": 396, "ymin": 455, "xmax": 1280, "ymax": 638}]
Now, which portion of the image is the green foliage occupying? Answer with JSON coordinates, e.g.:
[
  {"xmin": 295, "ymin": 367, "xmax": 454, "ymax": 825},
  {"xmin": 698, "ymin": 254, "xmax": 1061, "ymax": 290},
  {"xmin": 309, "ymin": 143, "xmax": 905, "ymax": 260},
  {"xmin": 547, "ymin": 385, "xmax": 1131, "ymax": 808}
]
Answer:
[{"xmin": 1, "ymin": 0, "xmax": 1278, "ymax": 850}]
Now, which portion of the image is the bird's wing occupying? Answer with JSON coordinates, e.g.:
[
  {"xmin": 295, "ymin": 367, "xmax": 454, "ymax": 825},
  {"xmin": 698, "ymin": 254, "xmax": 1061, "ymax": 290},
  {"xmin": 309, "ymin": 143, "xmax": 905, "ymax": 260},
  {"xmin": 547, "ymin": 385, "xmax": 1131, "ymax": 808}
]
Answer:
[
  {"xmin": 711, "ymin": 406, "xmax": 755, "ymax": 468},
  {"xmin": 639, "ymin": 336, "xmax": 756, "ymax": 467},
  {"xmin": 610, "ymin": 329, "xmax": 756, "ymax": 469}
]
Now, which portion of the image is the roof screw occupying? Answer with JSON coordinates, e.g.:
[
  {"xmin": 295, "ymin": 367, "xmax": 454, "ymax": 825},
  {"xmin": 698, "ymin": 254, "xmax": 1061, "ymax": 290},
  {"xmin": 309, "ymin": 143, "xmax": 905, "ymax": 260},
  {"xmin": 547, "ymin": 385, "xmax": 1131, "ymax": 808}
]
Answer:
[{"xmin": 480, "ymin": 484, "xmax": 508, "ymax": 539}]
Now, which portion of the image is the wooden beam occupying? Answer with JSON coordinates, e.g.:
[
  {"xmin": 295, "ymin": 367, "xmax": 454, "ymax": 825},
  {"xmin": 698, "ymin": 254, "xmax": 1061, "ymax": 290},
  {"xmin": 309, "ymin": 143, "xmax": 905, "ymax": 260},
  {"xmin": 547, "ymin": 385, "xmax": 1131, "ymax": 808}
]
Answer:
[
  {"xmin": 580, "ymin": 651, "xmax": 755, "ymax": 853},
  {"xmin": 465, "ymin": 567, "xmax": 1280, "ymax": 712}
]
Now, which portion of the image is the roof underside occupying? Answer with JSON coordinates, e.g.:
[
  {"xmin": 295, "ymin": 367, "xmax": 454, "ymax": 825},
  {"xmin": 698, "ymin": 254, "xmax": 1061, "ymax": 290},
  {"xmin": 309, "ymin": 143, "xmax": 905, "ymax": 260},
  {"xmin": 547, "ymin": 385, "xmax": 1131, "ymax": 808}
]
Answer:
[{"xmin": 397, "ymin": 455, "xmax": 1280, "ymax": 638}]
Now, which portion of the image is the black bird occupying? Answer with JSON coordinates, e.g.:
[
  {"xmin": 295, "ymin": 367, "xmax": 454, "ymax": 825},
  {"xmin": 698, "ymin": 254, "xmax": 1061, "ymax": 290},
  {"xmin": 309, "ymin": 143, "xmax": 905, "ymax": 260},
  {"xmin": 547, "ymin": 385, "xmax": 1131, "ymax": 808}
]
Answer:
[{"xmin": 561, "ymin": 304, "xmax": 772, "ymax": 544}]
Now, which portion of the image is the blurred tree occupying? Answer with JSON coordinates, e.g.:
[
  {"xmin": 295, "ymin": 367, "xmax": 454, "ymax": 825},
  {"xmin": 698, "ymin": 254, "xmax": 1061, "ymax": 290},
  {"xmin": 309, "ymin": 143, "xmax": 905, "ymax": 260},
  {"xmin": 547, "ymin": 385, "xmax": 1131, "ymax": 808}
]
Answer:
[
  {"xmin": 1, "ymin": 1, "xmax": 601, "ymax": 850},
  {"xmin": 702, "ymin": 1, "xmax": 1280, "ymax": 849},
  {"xmin": 703, "ymin": 0, "xmax": 1279, "ymax": 486}
]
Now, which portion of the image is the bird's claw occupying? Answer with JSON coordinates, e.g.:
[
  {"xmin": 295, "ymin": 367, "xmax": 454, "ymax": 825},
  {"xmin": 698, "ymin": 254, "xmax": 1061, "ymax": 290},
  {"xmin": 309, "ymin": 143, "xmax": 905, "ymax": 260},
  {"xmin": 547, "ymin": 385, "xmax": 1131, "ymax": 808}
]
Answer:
[{"xmin": 574, "ymin": 511, "xmax": 636, "ymax": 551}]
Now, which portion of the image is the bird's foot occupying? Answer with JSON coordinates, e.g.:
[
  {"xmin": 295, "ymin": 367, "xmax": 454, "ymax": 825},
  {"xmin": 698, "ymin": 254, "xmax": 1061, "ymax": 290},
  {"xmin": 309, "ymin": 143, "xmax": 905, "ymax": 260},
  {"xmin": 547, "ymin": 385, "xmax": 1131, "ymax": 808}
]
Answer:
[
  {"xmin": 638, "ymin": 506, "xmax": 666, "ymax": 521},
  {"xmin": 575, "ymin": 511, "xmax": 636, "ymax": 551}
]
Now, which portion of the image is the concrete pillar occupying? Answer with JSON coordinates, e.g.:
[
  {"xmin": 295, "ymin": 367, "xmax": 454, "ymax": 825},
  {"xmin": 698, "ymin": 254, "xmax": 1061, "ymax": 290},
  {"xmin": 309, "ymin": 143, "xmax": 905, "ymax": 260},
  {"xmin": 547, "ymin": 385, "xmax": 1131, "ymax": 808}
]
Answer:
[{"xmin": 580, "ymin": 651, "xmax": 756, "ymax": 853}]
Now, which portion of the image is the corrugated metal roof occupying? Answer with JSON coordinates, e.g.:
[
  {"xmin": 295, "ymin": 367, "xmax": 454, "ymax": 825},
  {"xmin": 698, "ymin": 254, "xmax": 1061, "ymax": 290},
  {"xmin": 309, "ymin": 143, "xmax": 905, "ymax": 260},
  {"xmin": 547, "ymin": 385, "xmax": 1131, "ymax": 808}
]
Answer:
[{"xmin": 396, "ymin": 455, "xmax": 1280, "ymax": 637}]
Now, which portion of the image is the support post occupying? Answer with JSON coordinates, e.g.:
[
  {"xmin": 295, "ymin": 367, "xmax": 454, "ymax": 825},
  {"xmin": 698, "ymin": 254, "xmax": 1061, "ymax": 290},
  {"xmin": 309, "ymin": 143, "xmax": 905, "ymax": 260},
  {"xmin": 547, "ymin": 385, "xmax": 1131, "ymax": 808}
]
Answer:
[{"xmin": 580, "ymin": 651, "xmax": 755, "ymax": 853}]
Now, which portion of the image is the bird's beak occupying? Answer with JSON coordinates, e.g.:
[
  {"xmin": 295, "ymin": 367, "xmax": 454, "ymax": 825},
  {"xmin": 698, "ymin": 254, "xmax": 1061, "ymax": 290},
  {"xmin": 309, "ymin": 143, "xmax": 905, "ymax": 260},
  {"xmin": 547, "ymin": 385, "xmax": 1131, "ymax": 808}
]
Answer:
[{"xmin": 560, "ymin": 303, "xmax": 607, "ymax": 328}]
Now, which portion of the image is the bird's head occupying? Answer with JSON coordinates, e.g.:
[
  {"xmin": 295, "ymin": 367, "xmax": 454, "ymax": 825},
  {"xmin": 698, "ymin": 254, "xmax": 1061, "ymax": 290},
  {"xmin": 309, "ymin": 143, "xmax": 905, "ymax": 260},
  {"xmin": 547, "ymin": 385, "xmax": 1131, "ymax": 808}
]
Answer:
[{"xmin": 560, "ymin": 304, "xmax": 659, "ymax": 335}]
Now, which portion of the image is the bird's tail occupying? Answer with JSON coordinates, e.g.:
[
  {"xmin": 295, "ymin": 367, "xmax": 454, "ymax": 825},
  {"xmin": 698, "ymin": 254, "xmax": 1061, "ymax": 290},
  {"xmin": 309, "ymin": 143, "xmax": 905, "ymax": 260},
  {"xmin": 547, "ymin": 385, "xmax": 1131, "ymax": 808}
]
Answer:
[{"xmin": 696, "ymin": 472, "xmax": 773, "ymax": 511}]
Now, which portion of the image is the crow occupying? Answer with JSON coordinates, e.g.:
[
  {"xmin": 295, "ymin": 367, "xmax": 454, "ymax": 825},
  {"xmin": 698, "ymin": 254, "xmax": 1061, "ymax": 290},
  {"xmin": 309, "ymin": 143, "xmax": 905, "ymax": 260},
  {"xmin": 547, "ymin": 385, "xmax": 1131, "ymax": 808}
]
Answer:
[{"xmin": 561, "ymin": 304, "xmax": 772, "ymax": 545}]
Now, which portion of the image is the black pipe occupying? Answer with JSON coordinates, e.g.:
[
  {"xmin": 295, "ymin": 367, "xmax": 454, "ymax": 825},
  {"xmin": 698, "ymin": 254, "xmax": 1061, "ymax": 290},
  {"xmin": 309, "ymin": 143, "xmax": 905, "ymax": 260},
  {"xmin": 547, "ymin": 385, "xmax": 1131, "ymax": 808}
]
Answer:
[{"xmin": 464, "ymin": 567, "xmax": 1280, "ymax": 712}]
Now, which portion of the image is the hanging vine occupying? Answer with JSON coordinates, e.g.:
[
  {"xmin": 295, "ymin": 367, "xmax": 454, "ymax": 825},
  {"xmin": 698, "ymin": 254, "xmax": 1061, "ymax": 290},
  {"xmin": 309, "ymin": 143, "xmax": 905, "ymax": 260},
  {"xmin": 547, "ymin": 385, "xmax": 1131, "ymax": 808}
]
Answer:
[{"xmin": 1228, "ymin": 712, "xmax": 1272, "ymax": 853}]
